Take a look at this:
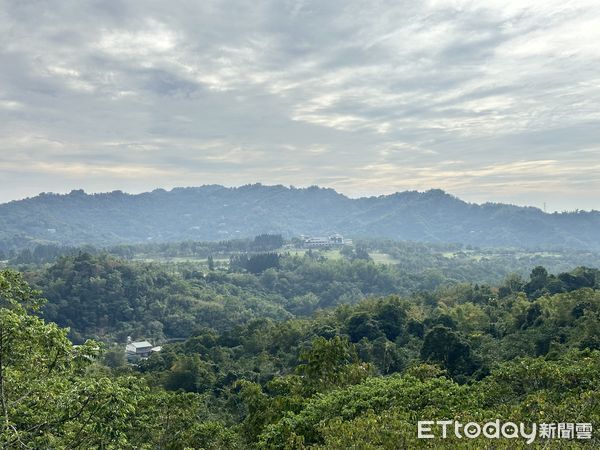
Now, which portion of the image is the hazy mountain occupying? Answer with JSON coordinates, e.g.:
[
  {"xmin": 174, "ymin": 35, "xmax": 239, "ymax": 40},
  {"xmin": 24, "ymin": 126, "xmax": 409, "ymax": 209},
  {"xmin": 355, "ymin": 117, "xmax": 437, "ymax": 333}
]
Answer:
[{"xmin": 1, "ymin": 184, "xmax": 599, "ymax": 251}]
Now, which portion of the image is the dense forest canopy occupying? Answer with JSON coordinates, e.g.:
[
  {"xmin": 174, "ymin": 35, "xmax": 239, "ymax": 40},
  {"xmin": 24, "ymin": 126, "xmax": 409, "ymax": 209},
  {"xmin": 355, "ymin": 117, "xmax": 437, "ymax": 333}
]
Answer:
[
  {"xmin": 1, "ymin": 184, "xmax": 599, "ymax": 252},
  {"xmin": 2, "ymin": 256, "xmax": 600, "ymax": 448},
  {"xmin": 3, "ymin": 237, "xmax": 597, "ymax": 344},
  {"xmin": 2, "ymin": 220, "xmax": 600, "ymax": 448}
]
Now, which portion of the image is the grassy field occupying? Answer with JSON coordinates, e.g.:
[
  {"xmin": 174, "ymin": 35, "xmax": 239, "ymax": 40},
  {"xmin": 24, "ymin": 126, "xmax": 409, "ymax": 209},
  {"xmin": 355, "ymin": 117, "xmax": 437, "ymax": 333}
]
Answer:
[
  {"xmin": 284, "ymin": 248, "xmax": 399, "ymax": 264},
  {"xmin": 133, "ymin": 256, "xmax": 229, "ymax": 267},
  {"xmin": 370, "ymin": 252, "xmax": 399, "ymax": 264},
  {"xmin": 126, "ymin": 246, "xmax": 578, "ymax": 270},
  {"xmin": 134, "ymin": 248, "xmax": 401, "ymax": 267}
]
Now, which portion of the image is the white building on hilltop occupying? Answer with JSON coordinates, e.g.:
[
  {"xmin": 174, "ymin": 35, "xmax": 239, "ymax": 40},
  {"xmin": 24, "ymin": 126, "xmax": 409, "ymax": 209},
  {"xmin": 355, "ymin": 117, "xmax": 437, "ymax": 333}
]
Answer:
[{"xmin": 303, "ymin": 234, "xmax": 346, "ymax": 248}]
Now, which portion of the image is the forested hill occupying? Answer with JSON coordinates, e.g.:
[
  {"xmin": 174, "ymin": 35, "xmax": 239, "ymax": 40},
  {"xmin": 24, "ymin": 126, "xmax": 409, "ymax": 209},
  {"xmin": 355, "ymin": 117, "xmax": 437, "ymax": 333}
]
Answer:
[{"xmin": 1, "ymin": 184, "xmax": 599, "ymax": 251}]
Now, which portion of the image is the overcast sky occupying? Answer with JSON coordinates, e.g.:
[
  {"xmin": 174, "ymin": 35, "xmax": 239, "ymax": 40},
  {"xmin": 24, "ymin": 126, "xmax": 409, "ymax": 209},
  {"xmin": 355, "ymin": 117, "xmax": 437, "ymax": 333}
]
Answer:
[{"xmin": 1, "ymin": 0, "xmax": 599, "ymax": 210}]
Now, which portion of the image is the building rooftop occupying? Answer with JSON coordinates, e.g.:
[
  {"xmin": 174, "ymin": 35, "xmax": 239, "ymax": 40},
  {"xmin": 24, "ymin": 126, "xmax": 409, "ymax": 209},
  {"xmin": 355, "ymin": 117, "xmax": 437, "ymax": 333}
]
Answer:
[{"xmin": 129, "ymin": 341, "xmax": 153, "ymax": 348}]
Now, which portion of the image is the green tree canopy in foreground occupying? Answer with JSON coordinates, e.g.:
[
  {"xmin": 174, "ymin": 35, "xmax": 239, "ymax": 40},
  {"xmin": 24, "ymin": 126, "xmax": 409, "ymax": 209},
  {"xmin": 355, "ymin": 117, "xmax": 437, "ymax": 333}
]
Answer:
[
  {"xmin": 0, "ymin": 270, "xmax": 142, "ymax": 448},
  {"xmin": 2, "ymin": 265, "xmax": 600, "ymax": 448},
  {"xmin": 0, "ymin": 270, "xmax": 240, "ymax": 449}
]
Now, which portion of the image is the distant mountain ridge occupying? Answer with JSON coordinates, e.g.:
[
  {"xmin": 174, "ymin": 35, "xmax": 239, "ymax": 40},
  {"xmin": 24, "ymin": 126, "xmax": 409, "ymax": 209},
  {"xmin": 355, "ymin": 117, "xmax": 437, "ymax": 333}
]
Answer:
[{"xmin": 1, "ymin": 184, "xmax": 599, "ymax": 251}]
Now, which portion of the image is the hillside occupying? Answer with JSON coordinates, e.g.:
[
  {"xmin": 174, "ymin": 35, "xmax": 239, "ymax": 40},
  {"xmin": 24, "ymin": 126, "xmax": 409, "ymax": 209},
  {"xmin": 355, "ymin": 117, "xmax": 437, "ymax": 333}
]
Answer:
[{"xmin": 1, "ymin": 184, "xmax": 599, "ymax": 251}]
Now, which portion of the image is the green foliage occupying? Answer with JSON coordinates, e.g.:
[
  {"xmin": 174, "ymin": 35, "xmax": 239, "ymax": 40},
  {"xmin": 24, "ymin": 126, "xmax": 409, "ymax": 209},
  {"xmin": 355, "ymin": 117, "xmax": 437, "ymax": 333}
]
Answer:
[
  {"xmin": 230, "ymin": 252, "xmax": 281, "ymax": 274},
  {"xmin": 124, "ymin": 277, "xmax": 600, "ymax": 404},
  {"xmin": 129, "ymin": 390, "xmax": 242, "ymax": 449},
  {"xmin": 523, "ymin": 265, "xmax": 599, "ymax": 300},
  {"xmin": 0, "ymin": 270, "xmax": 142, "ymax": 448},
  {"xmin": 420, "ymin": 326, "xmax": 481, "ymax": 379},
  {"xmin": 163, "ymin": 355, "xmax": 217, "ymax": 393},
  {"xmin": 255, "ymin": 352, "xmax": 600, "ymax": 448},
  {"xmin": 253, "ymin": 234, "xmax": 284, "ymax": 251},
  {"xmin": 296, "ymin": 336, "xmax": 372, "ymax": 394},
  {"xmin": 2, "ymin": 253, "xmax": 600, "ymax": 448},
  {"xmin": 30, "ymin": 253, "xmax": 294, "ymax": 342},
  {"xmin": 0, "ymin": 269, "xmax": 242, "ymax": 449}
]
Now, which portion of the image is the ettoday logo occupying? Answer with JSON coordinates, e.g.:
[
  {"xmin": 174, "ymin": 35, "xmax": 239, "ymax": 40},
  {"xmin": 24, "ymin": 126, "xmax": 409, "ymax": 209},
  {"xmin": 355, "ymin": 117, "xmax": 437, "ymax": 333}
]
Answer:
[{"xmin": 417, "ymin": 420, "xmax": 593, "ymax": 444}]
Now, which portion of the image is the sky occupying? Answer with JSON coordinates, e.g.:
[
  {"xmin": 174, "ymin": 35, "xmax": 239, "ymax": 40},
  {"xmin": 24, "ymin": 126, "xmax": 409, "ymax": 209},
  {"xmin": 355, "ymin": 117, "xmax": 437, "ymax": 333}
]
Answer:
[{"xmin": 1, "ymin": 0, "xmax": 599, "ymax": 211}]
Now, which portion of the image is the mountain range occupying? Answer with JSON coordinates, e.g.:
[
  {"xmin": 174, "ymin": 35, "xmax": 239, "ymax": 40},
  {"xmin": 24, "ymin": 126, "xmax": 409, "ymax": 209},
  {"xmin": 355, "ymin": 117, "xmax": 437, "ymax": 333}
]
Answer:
[{"xmin": 1, "ymin": 184, "xmax": 599, "ymax": 251}]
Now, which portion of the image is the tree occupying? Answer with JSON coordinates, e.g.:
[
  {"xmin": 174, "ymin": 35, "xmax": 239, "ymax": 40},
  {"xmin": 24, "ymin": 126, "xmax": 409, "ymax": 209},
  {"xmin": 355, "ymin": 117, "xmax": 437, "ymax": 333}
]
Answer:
[
  {"xmin": 0, "ymin": 269, "xmax": 141, "ymax": 448},
  {"xmin": 525, "ymin": 266, "xmax": 549, "ymax": 298},
  {"xmin": 420, "ymin": 326, "xmax": 479, "ymax": 379},
  {"xmin": 246, "ymin": 253, "xmax": 280, "ymax": 274},
  {"xmin": 346, "ymin": 312, "xmax": 382, "ymax": 342},
  {"xmin": 253, "ymin": 234, "xmax": 284, "ymax": 251},
  {"xmin": 374, "ymin": 297, "xmax": 407, "ymax": 341},
  {"xmin": 104, "ymin": 346, "xmax": 127, "ymax": 369},
  {"xmin": 498, "ymin": 273, "xmax": 524, "ymax": 298},
  {"xmin": 296, "ymin": 336, "xmax": 371, "ymax": 393},
  {"xmin": 163, "ymin": 355, "xmax": 216, "ymax": 393},
  {"xmin": 354, "ymin": 247, "xmax": 371, "ymax": 261}
]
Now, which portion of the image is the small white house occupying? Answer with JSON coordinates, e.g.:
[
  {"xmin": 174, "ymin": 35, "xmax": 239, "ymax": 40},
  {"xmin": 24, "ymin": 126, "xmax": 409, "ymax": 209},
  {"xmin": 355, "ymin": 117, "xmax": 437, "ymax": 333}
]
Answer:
[{"xmin": 126, "ymin": 340, "xmax": 160, "ymax": 360}]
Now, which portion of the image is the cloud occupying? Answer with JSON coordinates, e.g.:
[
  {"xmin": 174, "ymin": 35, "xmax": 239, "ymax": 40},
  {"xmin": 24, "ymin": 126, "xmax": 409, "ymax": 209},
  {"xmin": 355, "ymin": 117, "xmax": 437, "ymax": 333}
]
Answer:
[{"xmin": 0, "ymin": 0, "xmax": 599, "ymax": 211}]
